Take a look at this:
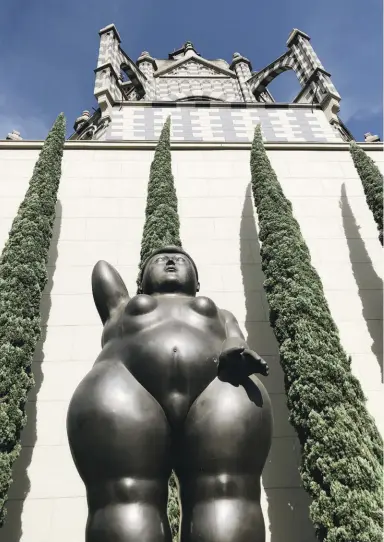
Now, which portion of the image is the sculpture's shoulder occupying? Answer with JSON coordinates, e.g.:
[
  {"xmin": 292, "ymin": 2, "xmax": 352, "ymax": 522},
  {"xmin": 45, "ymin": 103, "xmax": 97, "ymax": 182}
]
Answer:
[
  {"xmin": 219, "ymin": 308, "xmax": 238, "ymax": 324},
  {"xmin": 218, "ymin": 308, "xmax": 243, "ymax": 335}
]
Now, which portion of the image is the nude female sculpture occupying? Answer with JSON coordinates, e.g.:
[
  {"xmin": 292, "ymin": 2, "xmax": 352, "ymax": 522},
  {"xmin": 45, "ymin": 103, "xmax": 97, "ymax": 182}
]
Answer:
[{"xmin": 67, "ymin": 246, "xmax": 273, "ymax": 542}]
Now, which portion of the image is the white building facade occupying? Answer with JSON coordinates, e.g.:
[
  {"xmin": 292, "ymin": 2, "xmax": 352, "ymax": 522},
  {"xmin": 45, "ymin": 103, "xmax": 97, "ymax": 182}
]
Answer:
[{"xmin": 0, "ymin": 24, "xmax": 382, "ymax": 542}]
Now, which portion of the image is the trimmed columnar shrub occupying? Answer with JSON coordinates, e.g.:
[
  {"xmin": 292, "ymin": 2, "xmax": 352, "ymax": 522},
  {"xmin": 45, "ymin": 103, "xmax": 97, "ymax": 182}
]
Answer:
[
  {"xmin": 350, "ymin": 141, "xmax": 383, "ymax": 244},
  {"xmin": 250, "ymin": 125, "xmax": 383, "ymax": 542},
  {"xmin": 0, "ymin": 113, "xmax": 66, "ymax": 524},
  {"xmin": 139, "ymin": 115, "xmax": 181, "ymax": 271},
  {"xmin": 138, "ymin": 116, "xmax": 181, "ymax": 541}
]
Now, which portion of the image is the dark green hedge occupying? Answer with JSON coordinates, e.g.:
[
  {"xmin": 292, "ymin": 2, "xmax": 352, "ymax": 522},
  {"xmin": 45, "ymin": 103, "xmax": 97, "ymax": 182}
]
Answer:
[
  {"xmin": 250, "ymin": 125, "xmax": 383, "ymax": 542},
  {"xmin": 350, "ymin": 141, "xmax": 383, "ymax": 244},
  {"xmin": 138, "ymin": 116, "xmax": 181, "ymax": 541},
  {"xmin": 139, "ymin": 115, "xmax": 181, "ymax": 272},
  {"xmin": 0, "ymin": 114, "xmax": 66, "ymax": 524}
]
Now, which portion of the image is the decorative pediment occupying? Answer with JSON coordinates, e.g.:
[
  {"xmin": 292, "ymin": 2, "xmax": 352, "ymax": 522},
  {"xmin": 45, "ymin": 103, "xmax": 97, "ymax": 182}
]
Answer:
[
  {"xmin": 155, "ymin": 57, "xmax": 235, "ymax": 78},
  {"xmin": 164, "ymin": 60, "xmax": 217, "ymax": 77}
]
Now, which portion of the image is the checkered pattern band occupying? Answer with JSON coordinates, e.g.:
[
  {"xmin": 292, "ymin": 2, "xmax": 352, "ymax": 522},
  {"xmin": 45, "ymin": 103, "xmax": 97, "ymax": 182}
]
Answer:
[{"xmin": 104, "ymin": 104, "xmax": 343, "ymax": 143}]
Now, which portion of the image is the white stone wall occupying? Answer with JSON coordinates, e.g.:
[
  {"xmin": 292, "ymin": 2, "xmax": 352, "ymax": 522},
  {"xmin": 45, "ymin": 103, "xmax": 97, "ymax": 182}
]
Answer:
[
  {"xmin": 366, "ymin": 148, "xmax": 384, "ymax": 175},
  {"xmin": 0, "ymin": 145, "xmax": 382, "ymax": 542}
]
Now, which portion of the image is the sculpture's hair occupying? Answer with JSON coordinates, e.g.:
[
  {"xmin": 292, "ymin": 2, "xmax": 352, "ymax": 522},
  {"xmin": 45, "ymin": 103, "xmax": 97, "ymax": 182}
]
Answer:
[{"xmin": 138, "ymin": 245, "xmax": 199, "ymax": 293}]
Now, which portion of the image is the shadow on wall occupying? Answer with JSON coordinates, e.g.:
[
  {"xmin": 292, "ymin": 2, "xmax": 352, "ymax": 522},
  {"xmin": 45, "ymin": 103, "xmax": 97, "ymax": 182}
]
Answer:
[
  {"xmin": 239, "ymin": 186, "xmax": 316, "ymax": 542},
  {"xmin": 0, "ymin": 202, "xmax": 62, "ymax": 542},
  {"xmin": 340, "ymin": 184, "xmax": 383, "ymax": 381}
]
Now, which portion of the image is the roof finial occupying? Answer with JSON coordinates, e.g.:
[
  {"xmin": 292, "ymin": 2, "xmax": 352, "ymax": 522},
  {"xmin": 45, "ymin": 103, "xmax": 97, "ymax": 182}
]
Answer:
[
  {"xmin": 364, "ymin": 132, "xmax": 381, "ymax": 142},
  {"xmin": 184, "ymin": 41, "xmax": 196, "ymax": 58},
  {"xmin": 74, "ymin": 110, "xmax": 91, "ymax": 134},
  {"xmin": 6, "ymin": 130, "xmax": 22, "ymax": 141}
]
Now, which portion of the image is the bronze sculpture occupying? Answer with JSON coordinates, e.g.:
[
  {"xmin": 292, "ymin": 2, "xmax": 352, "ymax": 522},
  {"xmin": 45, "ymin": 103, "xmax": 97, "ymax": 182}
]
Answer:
[{"xmin": 67, "ymin": 246, "xmax": 273, "ymax": 541}]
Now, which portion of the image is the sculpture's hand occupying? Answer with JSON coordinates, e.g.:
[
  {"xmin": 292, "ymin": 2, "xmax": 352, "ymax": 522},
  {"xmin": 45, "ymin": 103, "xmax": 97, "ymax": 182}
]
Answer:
[
  {"xmin": 92, "ymin": 261, "xmax": 129, "ymax": 324},
  {"xmin": 218, "ymin": 346, "xmax": 269, "ymax": 383}
]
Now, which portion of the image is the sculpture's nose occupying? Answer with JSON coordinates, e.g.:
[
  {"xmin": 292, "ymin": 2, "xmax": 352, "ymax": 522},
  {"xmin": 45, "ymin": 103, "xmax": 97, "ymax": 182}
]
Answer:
[{"xmin": 166, "ymin": 257, "xmax": 176, "ymax": 266}]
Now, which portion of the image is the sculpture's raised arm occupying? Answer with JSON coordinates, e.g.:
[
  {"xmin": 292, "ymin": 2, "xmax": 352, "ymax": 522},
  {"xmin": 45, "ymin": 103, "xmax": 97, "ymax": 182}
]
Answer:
[
  {"xmin": 219, "ymin": 308, "xmax": 269, "ymax": 380},
  {"xmin": 91, "ymin": 260, "xmax": 129, "ymax": 324}
]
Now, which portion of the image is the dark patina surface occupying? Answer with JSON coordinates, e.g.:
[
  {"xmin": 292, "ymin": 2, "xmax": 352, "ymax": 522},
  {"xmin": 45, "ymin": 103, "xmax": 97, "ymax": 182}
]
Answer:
[{"xmin": 67, "ymin": 246, "xmax": 273, "ymax": 542}]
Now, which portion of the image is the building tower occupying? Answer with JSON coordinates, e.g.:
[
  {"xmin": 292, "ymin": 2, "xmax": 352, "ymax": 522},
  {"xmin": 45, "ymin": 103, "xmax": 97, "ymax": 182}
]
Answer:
[{"xmin": 71, "ymin": 24, "xmax": 352, "ymax": 143}]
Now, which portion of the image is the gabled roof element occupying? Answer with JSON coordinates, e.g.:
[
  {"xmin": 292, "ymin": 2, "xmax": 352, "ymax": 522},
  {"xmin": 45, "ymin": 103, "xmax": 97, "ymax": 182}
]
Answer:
[{"xmin": 155, "ymin": 55, "xmax": 236, "ymax": 78}]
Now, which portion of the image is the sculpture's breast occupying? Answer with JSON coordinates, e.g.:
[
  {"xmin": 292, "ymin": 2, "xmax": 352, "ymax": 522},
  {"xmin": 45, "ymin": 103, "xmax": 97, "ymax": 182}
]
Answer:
[
  {"xmin": 102, "ymin": 295, "xmax": 158, "ymax": 345},
  {"xmin": 190, "ymin": 296, "xmax": 219, "ymax": 318},
  {"xmin": 125, "ymin": 294, "xmax": 158, "ymax": 316}
]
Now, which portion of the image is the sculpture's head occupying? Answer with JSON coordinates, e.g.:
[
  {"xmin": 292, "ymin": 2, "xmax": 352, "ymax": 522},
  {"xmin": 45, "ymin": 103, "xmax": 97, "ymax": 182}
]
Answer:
[{"xmin": 138, "ymin": 246, "xmax": 200, "ymax": 296}]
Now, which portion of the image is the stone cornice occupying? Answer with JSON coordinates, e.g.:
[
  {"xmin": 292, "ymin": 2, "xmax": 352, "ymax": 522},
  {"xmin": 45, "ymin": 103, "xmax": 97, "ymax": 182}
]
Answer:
[
  {"xmin": 137, "ymin": 54, "xmax": 157, "ymax": 69},
  {"xmin": 229, "ymin": 55, "xmax": 252, "ymax": 72},
  {"xmin": 286, "ymin": 28, "xmax": 311, "ymax": 47},
  {"xmin": 99, "ymin": 23, "xmax": 121, "ymax": 43},
  {"xmin": 111, "ymin": 101, "xmax": 324, "ymax": 109},
  {"xmin": 94, "ymin": 62, "xmax": 120, "ymax": 80},
  {"xmin": 1, "ymin": 141, "xmax": 382, "ymax": 151}
]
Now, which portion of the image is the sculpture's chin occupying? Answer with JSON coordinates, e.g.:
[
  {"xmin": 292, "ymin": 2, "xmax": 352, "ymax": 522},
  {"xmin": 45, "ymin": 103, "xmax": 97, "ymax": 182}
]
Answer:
[
  {"xmin": 160, "ymin": 282, "xmax": 186, "ymax": 294},
  {"xmin": 151, "ymin": 276, "xmax": 187, "ymax": 294}
]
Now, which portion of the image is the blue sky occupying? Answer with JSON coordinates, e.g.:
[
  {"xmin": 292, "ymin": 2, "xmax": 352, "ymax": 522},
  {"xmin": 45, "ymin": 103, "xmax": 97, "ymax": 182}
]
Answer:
[{"xmin": 0, "ymin": 0, "xmax": 382, "ymax": 141}]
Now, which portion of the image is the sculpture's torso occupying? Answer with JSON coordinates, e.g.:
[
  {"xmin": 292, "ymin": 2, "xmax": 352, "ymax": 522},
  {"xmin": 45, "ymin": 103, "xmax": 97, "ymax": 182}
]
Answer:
[
  {"xmin": 67, "ymin": 290, "xmax": 272, "ymax": 542},
  {"xmin": 98, "ymin": 294, "xmax": 225, "ymax": 426}
]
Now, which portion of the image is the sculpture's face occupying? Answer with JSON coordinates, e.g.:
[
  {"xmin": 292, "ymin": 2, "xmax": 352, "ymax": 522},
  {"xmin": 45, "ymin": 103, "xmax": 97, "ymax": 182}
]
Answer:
[{"xmin": 141, "ymin": 252, "xmax": 199, "ymax": 296}]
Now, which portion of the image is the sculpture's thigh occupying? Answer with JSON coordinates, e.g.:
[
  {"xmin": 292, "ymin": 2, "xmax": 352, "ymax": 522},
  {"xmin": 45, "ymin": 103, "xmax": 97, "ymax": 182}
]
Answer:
[
  {"xmin": 176, "ymin": 376, "xmax": 273, "ymax": 542},
  {"xmin": 67, "ymin": 360, "xmax": 172, "ymax": 542}
]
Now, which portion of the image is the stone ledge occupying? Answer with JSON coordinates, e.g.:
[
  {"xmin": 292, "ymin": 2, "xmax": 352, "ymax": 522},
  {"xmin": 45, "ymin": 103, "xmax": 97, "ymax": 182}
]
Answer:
[
  {"xmin": 0, "ymin": 141, "xmax": 382, "ymax": 152},
  {"xmin": 111, "ymin": 101, "xmax": 325, "ymax": 109}
]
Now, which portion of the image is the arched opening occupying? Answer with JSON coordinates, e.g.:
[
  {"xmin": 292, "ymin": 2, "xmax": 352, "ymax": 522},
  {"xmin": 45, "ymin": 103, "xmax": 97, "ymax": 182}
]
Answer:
[
  {"xmin": 119, "ymin": 69, "xmax": 130, "ymax": 83},
  {"xmin": 177, "ymin": 95, "xmax": 224, "ymax": 103},
  {"xmin": 265, "ymin": 69, "xmax": 303, "ymax": 103}
]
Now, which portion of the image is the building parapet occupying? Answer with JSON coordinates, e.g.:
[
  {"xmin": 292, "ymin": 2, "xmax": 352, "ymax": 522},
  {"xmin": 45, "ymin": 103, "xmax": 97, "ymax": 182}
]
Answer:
[{"xmin": 1, "ymin": 140, "xmax": 382, "ymax": 152}]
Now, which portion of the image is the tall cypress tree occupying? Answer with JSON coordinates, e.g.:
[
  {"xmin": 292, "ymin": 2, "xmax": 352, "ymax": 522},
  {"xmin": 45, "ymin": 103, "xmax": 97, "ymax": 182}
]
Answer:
[
  {"xmin": 138, "ymin": 116, "xmax": 181, "ymax": 541},
  {"xmin": 349, "ymin": 141, "xmax": 383, "ymax": 245},
  {"xmin": 250, "ymin": 125, "xmax": 383, "ymax": 542},
  {"xmin": 0, "ymin": 113, "xmax": 66, "ymax": 524},
  {"xmin": 139, "ymin": 115, "xmax": 181, "ymax": 272}
]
